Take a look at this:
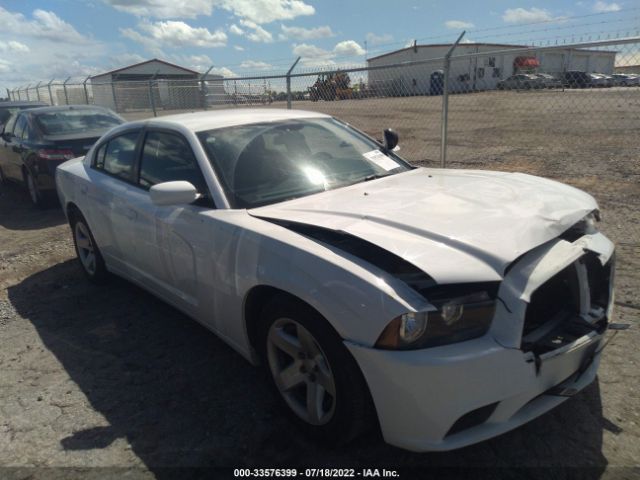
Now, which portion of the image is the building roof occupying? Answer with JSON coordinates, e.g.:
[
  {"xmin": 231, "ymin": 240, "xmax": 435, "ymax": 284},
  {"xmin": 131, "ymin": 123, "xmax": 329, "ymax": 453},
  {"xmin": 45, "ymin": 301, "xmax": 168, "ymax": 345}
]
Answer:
[
  {"xmin": 90, "ymin": 58, "xmax": 200, "ymax": 79},
  {"xmin": 367, "ymin": 43, "xmax": 529, "ymax": 62}
]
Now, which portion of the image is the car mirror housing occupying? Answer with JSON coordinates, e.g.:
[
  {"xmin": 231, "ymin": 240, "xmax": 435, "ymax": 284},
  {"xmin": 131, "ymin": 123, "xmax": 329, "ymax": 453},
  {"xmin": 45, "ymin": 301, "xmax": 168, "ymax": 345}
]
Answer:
[
  {"xmin": 383, "ymin": 128, "xmax": 399, "ymax": 152},
  {"xmin": 149, "ymin": 181, "xmax": 199, "ymax": 206}
]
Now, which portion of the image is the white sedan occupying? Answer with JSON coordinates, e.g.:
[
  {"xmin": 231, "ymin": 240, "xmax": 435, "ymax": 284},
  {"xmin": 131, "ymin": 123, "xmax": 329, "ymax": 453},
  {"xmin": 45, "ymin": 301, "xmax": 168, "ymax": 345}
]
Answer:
[{"xmin": 56, "ymin": 109, "xmax": 615, "ymax": 452}]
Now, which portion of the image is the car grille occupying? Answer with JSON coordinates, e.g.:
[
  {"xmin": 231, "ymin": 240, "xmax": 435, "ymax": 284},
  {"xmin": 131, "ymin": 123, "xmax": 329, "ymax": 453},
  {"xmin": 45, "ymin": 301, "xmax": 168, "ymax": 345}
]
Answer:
[{"xmin": 521, "ymin": 252, "xmax": 613, "ymax": 354}]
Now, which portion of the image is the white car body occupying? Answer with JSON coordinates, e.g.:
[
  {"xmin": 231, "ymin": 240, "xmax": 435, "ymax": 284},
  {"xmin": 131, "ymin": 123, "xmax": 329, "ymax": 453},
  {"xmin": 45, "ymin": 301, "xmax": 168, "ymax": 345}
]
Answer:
[{"xmin": 55, "ymin": 109, "xmax": 615, "ymax": 452}]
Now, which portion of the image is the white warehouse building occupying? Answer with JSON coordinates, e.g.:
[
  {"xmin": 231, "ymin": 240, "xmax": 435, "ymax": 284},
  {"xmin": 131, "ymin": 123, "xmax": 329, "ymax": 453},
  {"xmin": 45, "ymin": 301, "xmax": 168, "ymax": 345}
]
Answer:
[{"xmin": 366, "ymin": 43, "xmax": 617, "ymax": 95}]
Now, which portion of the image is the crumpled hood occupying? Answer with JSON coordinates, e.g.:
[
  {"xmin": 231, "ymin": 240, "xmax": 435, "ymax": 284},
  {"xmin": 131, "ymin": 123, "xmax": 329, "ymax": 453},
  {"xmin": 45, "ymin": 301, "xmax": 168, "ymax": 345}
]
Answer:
[{"xmin": 250, "ymin": 168, "xmax": 597, "ymax": 283}]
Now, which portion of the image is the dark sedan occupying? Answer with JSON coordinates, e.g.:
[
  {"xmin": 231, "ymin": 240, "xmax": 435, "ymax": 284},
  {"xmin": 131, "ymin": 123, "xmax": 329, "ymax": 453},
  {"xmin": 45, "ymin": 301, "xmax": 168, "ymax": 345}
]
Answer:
[
  {"xmin": 0, "ymin": 105, "xmax": 124, "ymax": 207},
  {"xmin": 0, "ymin": 100, "xmax": 47, "ymax": 131}
]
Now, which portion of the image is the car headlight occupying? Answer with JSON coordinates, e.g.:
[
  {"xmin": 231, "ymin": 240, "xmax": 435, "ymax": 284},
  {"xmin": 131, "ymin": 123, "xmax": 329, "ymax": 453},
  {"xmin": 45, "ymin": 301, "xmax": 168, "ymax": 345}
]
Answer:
[
  {"xmin": 564, "ymin": 210, "xmax": 600, "ymax": 239},
  {"xmin": 375, "ymin": 283, "xmax": 499, "ymax": 350}
]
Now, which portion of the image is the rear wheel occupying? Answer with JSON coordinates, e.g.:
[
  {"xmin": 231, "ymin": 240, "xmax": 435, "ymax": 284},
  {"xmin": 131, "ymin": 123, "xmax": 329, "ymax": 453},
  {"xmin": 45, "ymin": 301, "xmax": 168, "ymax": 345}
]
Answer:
[
  {"xmin": 260, "ymin": 297, "xmax": 374, "ymax": 445},
  {"xmin": 71, "ymin": 211, "xmax": 108, "ymax": 283}
]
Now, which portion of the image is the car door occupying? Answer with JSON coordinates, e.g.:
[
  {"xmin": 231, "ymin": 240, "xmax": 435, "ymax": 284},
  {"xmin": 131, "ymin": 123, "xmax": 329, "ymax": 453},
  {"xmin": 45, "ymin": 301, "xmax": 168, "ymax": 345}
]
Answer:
[
  {"xmin": 0, "ymin": 114, "xmax": 18, "ymax": 180},
  {"xmin": 85, "ymin": 130, "xmax": 142, "ymax": 275},
  {"xmin": 126, "ymin": 129, "xmax": 214, "ymax": 315},
  {"xmin": 3, "ymin": 113, "xmax": 27, "ymax": 181}
]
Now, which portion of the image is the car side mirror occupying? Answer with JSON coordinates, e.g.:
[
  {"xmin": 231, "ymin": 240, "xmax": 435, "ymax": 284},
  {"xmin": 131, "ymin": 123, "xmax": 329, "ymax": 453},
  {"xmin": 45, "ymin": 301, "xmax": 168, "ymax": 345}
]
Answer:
[
  {"xmin": 383, "ymin": 128, "xmax": 399, "ymax": 151},
  {"xmin": 149, "ymin": 181, "xmax": 199, "ymax": 206}
]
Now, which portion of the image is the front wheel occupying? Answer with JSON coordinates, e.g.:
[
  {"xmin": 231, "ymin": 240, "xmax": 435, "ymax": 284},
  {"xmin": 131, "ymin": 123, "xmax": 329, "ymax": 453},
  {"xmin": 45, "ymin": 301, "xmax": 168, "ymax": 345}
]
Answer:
[
  {"xmin": 260, "ymin": 298, "xmax": 374, "ymax": 444},
  {"xmin": 71, "ymin": 212, "xmax": 108, "ymax": 283}
]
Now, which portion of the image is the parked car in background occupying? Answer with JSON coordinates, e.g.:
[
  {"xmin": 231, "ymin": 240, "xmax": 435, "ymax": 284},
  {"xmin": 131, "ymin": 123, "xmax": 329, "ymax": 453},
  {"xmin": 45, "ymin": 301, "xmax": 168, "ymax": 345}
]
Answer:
[
  {"xmin": 561, "ymin": 71, "xmax": 592, "ymax": 88},
  {"xmin": 0, "ymin": 100, "xmax": 47, "ymax": 131},
  {"xmin": 589, "ymin": 74, "xmax": 612, "ymax": 88},
  {"xmin": 0, "ymin": 105, "xmax": 124, "ymax": 206},
  {"xmin": 534, "ymin": 73, "xmax": 562, "ymax": 88},
  {"xmin": 497, "ymin": 74, "xmax": 542, "ymax": 90},
  {"xmin": 57, "ymin": 109, "xmax": 615, "ymax": 452},
  {"xmin": 611, "ymin": 73, "xmax": 640, "ymax": 86}
]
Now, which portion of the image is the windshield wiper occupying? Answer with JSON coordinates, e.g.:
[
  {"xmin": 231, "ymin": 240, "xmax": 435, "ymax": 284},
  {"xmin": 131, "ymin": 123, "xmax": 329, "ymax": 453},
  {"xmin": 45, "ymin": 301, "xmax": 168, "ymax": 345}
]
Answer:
[{"xmin": 363, "ymin": 172, "xmax": 394, "ymax": 182}]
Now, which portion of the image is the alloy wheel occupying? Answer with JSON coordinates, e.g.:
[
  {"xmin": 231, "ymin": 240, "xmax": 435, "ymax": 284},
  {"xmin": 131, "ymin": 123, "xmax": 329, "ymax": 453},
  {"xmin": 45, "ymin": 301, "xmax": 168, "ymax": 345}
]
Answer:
[
  {"xmin": 267, "ymin": 317, "xmax": 337, "ymax": 426},
  {"xmin": 74, "ymin": 221, "xmax": 97, "ymax": 275}
]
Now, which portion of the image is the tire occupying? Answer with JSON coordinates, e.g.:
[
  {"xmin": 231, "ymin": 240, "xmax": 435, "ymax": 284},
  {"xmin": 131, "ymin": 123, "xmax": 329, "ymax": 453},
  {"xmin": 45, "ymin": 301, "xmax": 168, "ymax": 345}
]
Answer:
[
  {"xmin": 259, "ymin": 296, "xmax": 374, "ymax": 445},
  {"xmin": 25, "ymin": 169, "xmax": 47, "ymax": 208},
  {"xmin": 0, "ymin": 166, "xmax": 6, "ymax": 185},
  {"xmin": 70, "ymin": 210, "xmax": 108, "ymax": 283}
]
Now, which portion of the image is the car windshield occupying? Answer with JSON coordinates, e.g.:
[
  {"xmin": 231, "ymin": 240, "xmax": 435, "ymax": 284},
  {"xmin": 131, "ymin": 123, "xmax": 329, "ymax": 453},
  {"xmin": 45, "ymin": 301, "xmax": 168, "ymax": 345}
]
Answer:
[
  {"xmin": 34, "ymin": 109, "xmax": 122, "ymax": 135},
  {"xmin": 197, "ymin": 117, "xmax": 411, "ymax": 208}
]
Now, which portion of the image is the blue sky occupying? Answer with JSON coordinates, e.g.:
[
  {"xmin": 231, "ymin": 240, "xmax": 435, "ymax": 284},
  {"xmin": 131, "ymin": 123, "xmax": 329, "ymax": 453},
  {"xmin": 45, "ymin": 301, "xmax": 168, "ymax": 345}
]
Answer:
[{"xmin": 0, "ymin": 0, "xmax": 637, "ymax": 90}]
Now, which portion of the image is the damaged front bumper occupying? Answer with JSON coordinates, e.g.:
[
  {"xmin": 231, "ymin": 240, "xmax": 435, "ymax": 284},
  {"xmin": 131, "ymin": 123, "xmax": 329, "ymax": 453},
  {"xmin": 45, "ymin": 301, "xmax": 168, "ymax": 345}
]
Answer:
[{"xmin": 346, "ymin": 231, "xmax": 616, "ymax": 452}]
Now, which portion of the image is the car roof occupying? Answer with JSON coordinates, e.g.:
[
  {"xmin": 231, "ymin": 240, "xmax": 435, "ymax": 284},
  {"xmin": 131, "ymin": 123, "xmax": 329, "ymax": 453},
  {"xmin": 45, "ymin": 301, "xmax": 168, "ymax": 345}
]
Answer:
[
  {"xmin": 25, "ymin": 105, "xmax": 115, "ymax": 115},
  {"xmin": 136, "ymin": 108, "xmax": 332, "ymax": 133},
  {"xmin": 0, "ymin": 101, "xmax": 48, "ymax": 108}
]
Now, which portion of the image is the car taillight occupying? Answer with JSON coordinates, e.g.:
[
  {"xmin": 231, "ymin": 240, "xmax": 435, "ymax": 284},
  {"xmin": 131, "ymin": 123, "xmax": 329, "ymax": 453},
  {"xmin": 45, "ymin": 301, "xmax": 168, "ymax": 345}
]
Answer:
[{"xmin": 37, "ymin": 149, "xmax": 76, "ymax": 160}]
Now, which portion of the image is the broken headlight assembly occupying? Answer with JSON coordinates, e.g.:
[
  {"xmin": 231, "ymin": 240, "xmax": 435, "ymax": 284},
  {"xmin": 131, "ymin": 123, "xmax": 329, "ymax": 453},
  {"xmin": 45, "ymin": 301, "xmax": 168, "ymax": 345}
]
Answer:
[
  {"xmin": 565, "ymin": 210, "xmax": 601, "ymax": 238},
  {"xmin": 376, "ymin": 283, "xmax": 500, "ymax": 350}
]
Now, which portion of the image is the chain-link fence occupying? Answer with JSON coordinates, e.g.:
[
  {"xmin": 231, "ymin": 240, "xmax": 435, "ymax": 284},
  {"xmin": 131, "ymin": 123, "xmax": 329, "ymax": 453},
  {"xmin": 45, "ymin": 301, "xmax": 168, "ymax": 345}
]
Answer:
[
  {"xmin": 8, "ymin": 37, "xmax": 638, "ymax": 167},
  {"xmin": 5, "ymin": 36, "xmax": 640, "ymax": 292}
]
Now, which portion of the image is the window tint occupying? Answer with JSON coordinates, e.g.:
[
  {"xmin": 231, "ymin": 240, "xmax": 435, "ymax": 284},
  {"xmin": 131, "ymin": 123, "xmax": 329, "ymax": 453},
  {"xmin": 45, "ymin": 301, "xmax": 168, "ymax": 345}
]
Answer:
[
  {"xmin": 101, "ymin": 132, "xmax": 139, "ymax": 180},
  {"xmin": 13, "ymin": 115, "xmax": 28, "ymax": 140},
  {"xmin": 139, "ymin": 131, "xmax": 207, "ymax": 193},
  {"xmin": 3, "ymin": 114, "xmax": 18, "ymax": 135},
  {"xmin": 94, "ymin": 143, "xmax": 107, "ymax": 169},
  {"xmin": 34, "ymin": 109, "xmax": 122, "ymax": 135}
]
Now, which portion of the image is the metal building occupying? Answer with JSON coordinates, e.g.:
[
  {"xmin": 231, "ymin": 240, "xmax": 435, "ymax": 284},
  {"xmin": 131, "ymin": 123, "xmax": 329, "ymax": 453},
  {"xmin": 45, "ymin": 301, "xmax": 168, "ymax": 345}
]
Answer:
[
  {"xmin": 90, "ymin": 58, "xmax": 224, "ymax": 112},
  {"xmin": 366, "ymin": 43, "xmax": 617, "ymax": 95}
]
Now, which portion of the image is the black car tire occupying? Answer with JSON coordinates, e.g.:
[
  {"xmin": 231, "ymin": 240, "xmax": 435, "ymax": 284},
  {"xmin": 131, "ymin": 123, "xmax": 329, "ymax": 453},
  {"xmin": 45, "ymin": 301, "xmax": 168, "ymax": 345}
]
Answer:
[
  {"xmin": 25, "ymin": 169, "xmax": 49, "ymax": 208},
  {"xmin": 70, "ymin": 210, "xmax": 108, "ymax": 283},
  {"xmin": 259, "ymin": 296, "xmax": 375, "ymax": 445}
]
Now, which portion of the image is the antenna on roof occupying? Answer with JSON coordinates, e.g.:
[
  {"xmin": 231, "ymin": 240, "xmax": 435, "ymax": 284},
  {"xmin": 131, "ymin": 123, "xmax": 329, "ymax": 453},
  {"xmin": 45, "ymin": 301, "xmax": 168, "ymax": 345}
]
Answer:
[{"xmin": 414, "ymin": 40, "xmax": 418, "ymax": 53}]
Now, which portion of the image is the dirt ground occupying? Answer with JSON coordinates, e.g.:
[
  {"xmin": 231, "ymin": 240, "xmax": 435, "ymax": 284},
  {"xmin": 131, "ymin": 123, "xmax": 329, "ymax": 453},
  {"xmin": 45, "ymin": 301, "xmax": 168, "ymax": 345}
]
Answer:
[{"xmin": 0, "ymin": 89, "xmax": 639, "ymax": 479}]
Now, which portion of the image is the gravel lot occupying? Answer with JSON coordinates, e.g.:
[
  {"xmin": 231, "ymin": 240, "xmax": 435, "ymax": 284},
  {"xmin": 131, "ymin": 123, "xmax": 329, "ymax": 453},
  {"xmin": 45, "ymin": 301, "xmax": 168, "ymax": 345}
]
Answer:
[{"xmin": 0, "ymin": 89, "xmax": 639, "ymax": 479}]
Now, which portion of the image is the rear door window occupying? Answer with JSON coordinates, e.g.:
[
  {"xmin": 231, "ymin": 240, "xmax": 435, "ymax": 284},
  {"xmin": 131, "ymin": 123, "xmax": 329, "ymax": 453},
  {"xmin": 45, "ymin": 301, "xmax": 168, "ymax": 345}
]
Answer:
[{"xmin": 99, "ymin": 132, "xmax": 140, "ymax": 181}]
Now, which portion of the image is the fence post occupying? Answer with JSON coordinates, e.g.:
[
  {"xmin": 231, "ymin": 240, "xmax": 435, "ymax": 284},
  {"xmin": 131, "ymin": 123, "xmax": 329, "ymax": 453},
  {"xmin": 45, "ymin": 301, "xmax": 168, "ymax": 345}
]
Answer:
[
  {"xmin": 286, "ymin": 57, "xmax": 301, "ymax": 110},
  {"xmin": 82, "ymin": 76, "xmax": 91, "ymax": 104},
  {"xmin": 200, "ymin": 66, "xmax": 213, "ymax": 110},
  {"xmin": 5, "ymin": 88, "xmax": 9, "ymax": 100},
  {"xmin": 63, "ymin": 77, "xmax": 71, "ymax": 105},
  {"xmin": 47, "ymin": 79, "xmax": 54, "ymax": 105},
  {"xmin": 25, "ymin": 84, "xmax": 31, "ymax": 101},
  {"xmin": 35, "ymin": 81, "xmax": 42, "ymax": 102},
  {"xmin": 440, "ymin": 31, "xmax": 465, "ymax": 169},
  {"xmin": 110, "ymin": 77, "xmax": 118, "ymax": 112},
  {"xmin": 148, "ymin": 80, "xmax": 157, "ymax": 117}
]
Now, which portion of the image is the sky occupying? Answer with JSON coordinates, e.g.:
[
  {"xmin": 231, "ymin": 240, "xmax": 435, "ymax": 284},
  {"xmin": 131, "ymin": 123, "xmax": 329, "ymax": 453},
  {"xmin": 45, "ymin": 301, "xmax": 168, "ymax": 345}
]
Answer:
[{"xmin": 0, "ymin": 0, "xmax": 637, "ymax": 91}]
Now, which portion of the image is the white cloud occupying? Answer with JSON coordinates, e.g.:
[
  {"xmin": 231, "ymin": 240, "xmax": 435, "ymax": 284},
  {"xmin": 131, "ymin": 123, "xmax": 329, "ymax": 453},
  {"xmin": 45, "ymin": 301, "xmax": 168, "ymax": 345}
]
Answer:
[
  {"xmin": 122, "ymin": 20, "xmax": 227, "ymax": 49},
  {"xmin": 211, "ymin": 66, "xmax": 236, "ymax": 77},
  {"xmin": 170, "ymin": 54, "xmax": 213, "ymax": 72},
  {"xmin": 445, "ymin": 20, "xmax": 474, "ymax": 29},
  {"xmin": 239, "ymin": 19, "xmax": 273, "ymax": 43},
  {"xmin": 229, "ymin": 24, "xmax": 244, "ymax": 35},
  {"xmin": 108, "ymin": 53, "xmax": 146, "ymax": 68},
  {"xmin": 593, "ymin": 1, "xmax": 621, "ymax": 12},
  {"xmin": 502, "ymin": 7, "xmax": 557, "ymax": 23},
  {"xmin": 293, "ymin": 43, "xmax": 331, "ymax": 58},
  {"xmin": 365, "ymin": 32, "xmax": 393, "ymax": 46},
  {"xmin": 103, "ymin": 0, "xmax": 315, "ymax": 24},
  {"xmin": 0, "ymin": 41, "xmax": 30, "ymax": 53},
  {"xmin": 279, "ymin": 25, "xmax": 334, "ymax": 40},
  {"xmin": 234, "ymin": 45, "xmax": 245, "ymax": 51},
  {"xmin": 292, "ymin": 40, "xmax": 365, "ymax": 67},
  {"xmin": 0, "ymin": 7, "xmax": 88, "ymax": 43},
  {"xmin": 333, "ymin": 40, "xmax": 365, "ymax": 57},
  {"xmin": 239, "ymin": 60, "xmax": 273, "ymax": 70},
  {"xmin": 0, "ymin": 59, "xmax": 12, "ymax": 74}
]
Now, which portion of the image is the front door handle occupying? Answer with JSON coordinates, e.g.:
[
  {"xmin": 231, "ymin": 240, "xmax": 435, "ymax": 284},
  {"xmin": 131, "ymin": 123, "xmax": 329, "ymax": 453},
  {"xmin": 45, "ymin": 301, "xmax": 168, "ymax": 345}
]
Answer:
[{"xmin": 125, "ymin": 208, "xmax": 137, "ymax": 221}]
